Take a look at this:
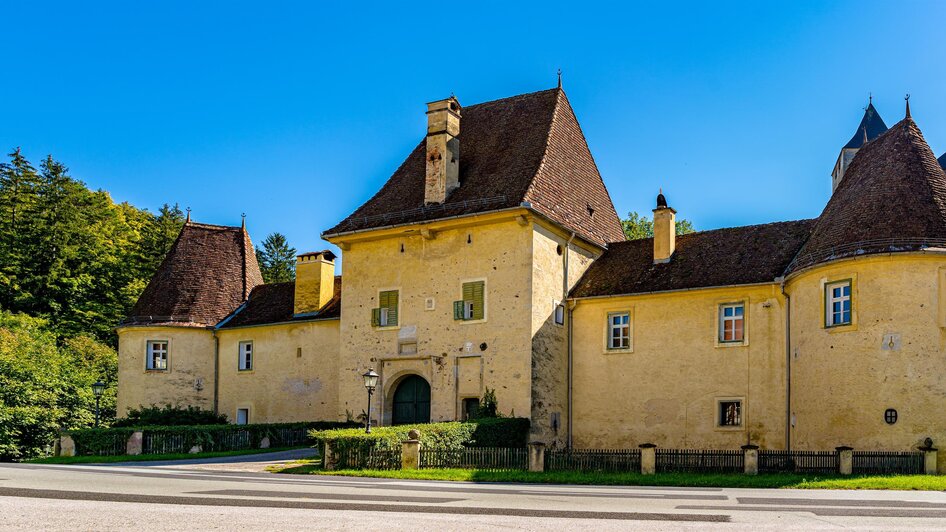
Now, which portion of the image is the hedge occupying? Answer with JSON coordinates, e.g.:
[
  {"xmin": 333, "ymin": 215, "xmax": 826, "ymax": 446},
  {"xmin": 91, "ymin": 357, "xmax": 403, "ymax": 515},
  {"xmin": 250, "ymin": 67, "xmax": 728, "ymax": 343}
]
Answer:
[
  {"xmin": 67, "ymin": 421, "xmax": 358, "ymax": 456},
  {"xmin": 309, "ymin": 418, "xmax": 530, "ymax": 457}
]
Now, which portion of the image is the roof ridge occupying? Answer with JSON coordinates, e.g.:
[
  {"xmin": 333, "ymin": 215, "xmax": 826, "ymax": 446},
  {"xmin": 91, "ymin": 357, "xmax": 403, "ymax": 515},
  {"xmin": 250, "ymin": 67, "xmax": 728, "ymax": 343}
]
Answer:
[
  {"xmin": 461, "ymin": 87, "xmax": 560, "ymax": 111},
  {"xmin": 185, "ymin": 221, "xmax": 243, "ymax": 231},
  {"xmin": 612, "ymin": 218, "xmax": 817, "ymax": 245}
]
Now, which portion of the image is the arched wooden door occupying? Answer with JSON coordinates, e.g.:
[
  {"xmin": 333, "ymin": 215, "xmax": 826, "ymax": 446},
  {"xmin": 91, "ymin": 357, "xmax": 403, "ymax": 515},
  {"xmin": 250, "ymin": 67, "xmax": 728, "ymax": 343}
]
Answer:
[{"xmin": 392, "ymin": 375, "xmax": 431, "ymax": 425}]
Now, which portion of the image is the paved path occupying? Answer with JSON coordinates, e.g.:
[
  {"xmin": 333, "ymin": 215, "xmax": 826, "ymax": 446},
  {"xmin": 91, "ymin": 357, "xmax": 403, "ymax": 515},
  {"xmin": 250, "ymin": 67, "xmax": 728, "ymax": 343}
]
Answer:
[
  {"xmin": 100, "ymin": 447, "xmax": 319, "ymax": 472},
  {"xmin": 2, "ymin": 462, "xmax": 946, "ymax": 530}
]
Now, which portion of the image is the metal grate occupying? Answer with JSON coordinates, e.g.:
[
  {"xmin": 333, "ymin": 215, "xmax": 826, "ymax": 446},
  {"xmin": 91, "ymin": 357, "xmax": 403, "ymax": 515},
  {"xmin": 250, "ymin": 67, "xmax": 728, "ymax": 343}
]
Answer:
[
  {"xmin": 545, "ymin": 448, "xmax": 642, "ymax": 472},
  {"xmin": 335, "ymin": 448, "xmax": 401, "ymax": 470},
  {"xmin": 419, "ymin": 447, "xmax": 527, "ymax": 471},
  {"xmin": 852, "ymin": 451, "xmax": 924, "ymax": 475},
  {"xmin": 656, "ymin": 449, "xmax": 744, "ymax": 473},
  {"xmin": 758, "ymin": 450, "xmax": 838, "ymax": 474}
]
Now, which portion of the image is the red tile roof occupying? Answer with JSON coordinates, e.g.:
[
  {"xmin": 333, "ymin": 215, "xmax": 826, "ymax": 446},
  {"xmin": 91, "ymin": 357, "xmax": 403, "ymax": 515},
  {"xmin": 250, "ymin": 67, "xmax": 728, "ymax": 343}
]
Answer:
[
  {"xmin": 324, "ymin": 88, "xmax": 625, "ymax": 247},
  {"xmin": 570, "ymin": 220, "xmax": 815, "ymax": 298},
  {"xmin": 217, "ymin": 277, "xmax": 342, "ymax": 329},
  {"xmin": 123, "ymin": 222, "xmax": 264, "ymax": 327}
]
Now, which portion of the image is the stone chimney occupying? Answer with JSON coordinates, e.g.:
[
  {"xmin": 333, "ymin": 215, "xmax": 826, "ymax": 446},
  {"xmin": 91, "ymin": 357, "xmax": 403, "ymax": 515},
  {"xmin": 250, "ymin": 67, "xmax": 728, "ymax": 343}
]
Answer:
[
  {"xmin": 293, "ymin": 250, "xmax": 336, "ymax": 316},
  {"xmin": 424, "ymin": 96, "xmax": 461, "ymax": 204},
  {"xmin": 653, "ymin": 190, "xmax": 676, "ymax": 264}
]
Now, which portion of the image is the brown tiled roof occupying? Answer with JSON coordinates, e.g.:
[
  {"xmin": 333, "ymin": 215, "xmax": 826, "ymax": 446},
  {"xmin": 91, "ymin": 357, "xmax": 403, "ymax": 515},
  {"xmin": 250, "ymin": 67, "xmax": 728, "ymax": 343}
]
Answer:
[
  {"xmin": 570, "ymin": 220, "xmax": 815, "ymax": 298},
  {"xmin": 217, "ymin": 277, "xmax": 341, "ymax": 328},
  {"xmin": 789, "ymin": 118, "xmax": 946, "ymax": 272},
  {"xmin": 123, "ymin": 222, "xmax": 264, "ymax": 327},
  {"xmin": 323, "ymin": 88, "xmax": 625, "ymax": 247}
]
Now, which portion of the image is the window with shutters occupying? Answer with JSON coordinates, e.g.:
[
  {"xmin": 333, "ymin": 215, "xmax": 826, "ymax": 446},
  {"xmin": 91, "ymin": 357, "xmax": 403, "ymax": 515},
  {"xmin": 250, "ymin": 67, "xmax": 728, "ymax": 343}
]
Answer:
[
  {"xmin": 454, "ymin": 280, "xmax": 486, "ymax": 322},
  {"xmin": 371, "ymin": 290, "xmax": 399, "ymax": 327},
  {"xmin": 238, "ymin": 341, "xmax": 253, "ymax": 371}
]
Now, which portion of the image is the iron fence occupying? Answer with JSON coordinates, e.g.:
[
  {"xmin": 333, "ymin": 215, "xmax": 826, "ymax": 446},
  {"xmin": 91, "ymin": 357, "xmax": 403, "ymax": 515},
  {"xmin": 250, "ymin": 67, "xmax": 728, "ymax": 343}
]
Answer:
[
  {"xmin": 420, "ymin": 447, "xmax": 528, "ymax": 471},
  {"xmin": 334, "ymin": 448, "xmax": 401, "ymax": 470},
  {"xmin": 852, "ymin": 451, "xmax": 924, "ymax": 475},
  {"xmin": 656, "ymin": 449, "xmax": 744, "ymax": 473},
  {"xmin": 78, "ymin": 432, "xmax": 128, "ymax": 456},
  {"xmin": 545, "ymin": 448, "xmax": 642, "ymax": 472},
  {"xmin": 758, "ymin": 450, "xmax": 838, "ymax": 474}
]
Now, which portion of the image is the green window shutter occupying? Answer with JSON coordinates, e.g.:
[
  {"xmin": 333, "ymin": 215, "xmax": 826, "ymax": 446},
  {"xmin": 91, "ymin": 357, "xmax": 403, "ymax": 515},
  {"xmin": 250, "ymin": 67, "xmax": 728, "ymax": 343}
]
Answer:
[
  {"xmin": 462, "ymin": 282, "xmax": 475, "ymax": 302},
  {"xmin": 471, "ymin": 281, "xmax": 485, "ymax": 320},
  {"xmin": 379, "ymin": 290, "xmax": 398, "ymax": 326},
  {"xmin": 453, "ymin": 300, "xmax": 465, "ymax": 320},
  {"xmin": 371, "ymin": 308, "xmax": 381, "ymax": 327}
]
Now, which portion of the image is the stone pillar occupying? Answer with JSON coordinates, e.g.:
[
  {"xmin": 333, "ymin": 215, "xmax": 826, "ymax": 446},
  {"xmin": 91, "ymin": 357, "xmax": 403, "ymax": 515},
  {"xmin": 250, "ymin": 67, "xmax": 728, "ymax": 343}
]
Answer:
[
  {"xmin": 401, "ymin": 440, "xmax": 421, "ymax": 470},
  {"xmin": 742, "ymin": 445, "xmax": 759, "ymax": 475},
  {"xmin": 58, "ymin": 434, "xmax": 76, "ymax": 457},
  {"xmin": 920, "ymin": 446, "xmax": 938, "ymax": 475},
  {"xmin": 528, "ymin": 442, "xmax": 545, "ymax": 473},
  {"xmin": 126, "ymin": 431, "xmax": 143, "ymax": 456},
  {"xmin": 836, "ymin": 446, "xmax": 853, "ymax": 475},
  {"xmin": 640, "ymin": 443, "xmax": 656, "ymax": 475},
  {"xmin": 323, "ymin": 441, "xmax": 336, "ymax": 471}
]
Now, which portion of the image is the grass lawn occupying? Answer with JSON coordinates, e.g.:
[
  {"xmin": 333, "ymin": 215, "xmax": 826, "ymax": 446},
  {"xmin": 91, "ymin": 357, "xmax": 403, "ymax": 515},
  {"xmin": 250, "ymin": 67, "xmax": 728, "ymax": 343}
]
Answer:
[
  {"xmin": 267, "ymin": 460, "xmax": 946, "ymax": 490},
  {"xmin": 27, "ymin": 446, "xmax": 304, "ymax": 465}
]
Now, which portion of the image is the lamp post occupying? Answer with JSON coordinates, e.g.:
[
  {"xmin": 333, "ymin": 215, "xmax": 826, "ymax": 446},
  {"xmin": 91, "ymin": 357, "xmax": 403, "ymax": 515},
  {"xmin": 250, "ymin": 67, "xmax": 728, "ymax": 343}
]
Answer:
[
  {"xmin": 362, "ymin": 369, "xmax": 379, "ymax": 433},
  {"xmin": 91, "ymin": 380, "xmax": 106, "ymax": 428}
]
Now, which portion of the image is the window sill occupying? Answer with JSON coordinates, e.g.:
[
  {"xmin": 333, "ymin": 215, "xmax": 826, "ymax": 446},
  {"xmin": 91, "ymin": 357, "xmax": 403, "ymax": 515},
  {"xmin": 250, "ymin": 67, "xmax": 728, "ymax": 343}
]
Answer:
[
  {"xmin": 825, "ymin": 323, "xmax": 856, "ymax": 333},
  {"xmin": 715, "ymin": 425, "xmax": 744, "ymax": 432},
  {"xmin": 237, "ymin": 370, "xmax": 255, "ymax": 374},
  {"xmin": 715, "ymin": 341, "xmax": 748, "ymax": 349},
  {"xmin": 603, "ymin": 348, "xmax": 633, "ymax": 355},
  {"xmin": 374, "ymin": 325, "xmax": 400, "ymax": 331},
  {"xmin": 458, "ymin": 319, "xmax": 487, "ymax": 325}
]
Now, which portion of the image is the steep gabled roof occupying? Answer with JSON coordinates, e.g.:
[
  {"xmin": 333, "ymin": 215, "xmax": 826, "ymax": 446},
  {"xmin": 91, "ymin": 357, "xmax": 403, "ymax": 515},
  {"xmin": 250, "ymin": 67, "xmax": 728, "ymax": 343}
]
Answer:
[
  {"xmin": 570, "ymin": 220, "xmax": 815, "ymax": 298},
  {"xmin": 323, "ymin": 88, "xmax": 625, "ymax": 246},
  {"xmin": 123, "ymin": 222, "xmax": 264, "ymax": 327},
  {"xmin": 843, "ymin": 102, "xmax": 888, "ymax": 149},
  {"xmin": 217, "ymin": 277, "xmax": 341, "ymax": 329},
  {"xmin": 790, "ymin": 117, "xmax": 946, "ymax": 272}
]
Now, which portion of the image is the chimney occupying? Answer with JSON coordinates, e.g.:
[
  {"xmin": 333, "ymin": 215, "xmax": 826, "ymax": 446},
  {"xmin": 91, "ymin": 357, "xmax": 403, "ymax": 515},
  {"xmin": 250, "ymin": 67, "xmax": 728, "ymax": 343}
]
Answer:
[
  {"xmin": 293, "ymin": 250, "xmax": 336, "ymax": 316},
  {"xmin": 653, "ymin": 190, "xmax": 676, "ymax": 264},
  {"xmin": 424, "ymin": 96, "xmax": 461, "ymax": 204}
]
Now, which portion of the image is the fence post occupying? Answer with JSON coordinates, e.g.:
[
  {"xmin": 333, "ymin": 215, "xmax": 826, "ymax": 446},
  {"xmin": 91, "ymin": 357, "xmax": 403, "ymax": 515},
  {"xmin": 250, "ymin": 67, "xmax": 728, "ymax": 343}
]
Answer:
[
  {"xmin": 57, "ymin": 433, "xmax": 76, "ymax": 457},
  {"xmin": 126, "ymin": 431, "xmax": 143, "ymax": 456},
  {"xmin": 528, "ymin": 442, "xmax": 545, "ymax": 472},
  {"xmin": 402, "ymin": 429, "xmax": 421, "ymax": 470},
  {"xmin": 639, "ymin": 443, "xmax": 656, "ymax": 475},
  {"xmin": 920, "ymin": 443, "xmax": 938, "ymax": 475},
  {"xmin": 836, "ymin": 446, "xmax": 853, "ymax": 475},
  {"xmin": 323, "ymin": 441, "xmax": 336, "ymax": 471},
  {"xmin": 742, "ymin": 445, "xmax": 759, "ymax": 475}
]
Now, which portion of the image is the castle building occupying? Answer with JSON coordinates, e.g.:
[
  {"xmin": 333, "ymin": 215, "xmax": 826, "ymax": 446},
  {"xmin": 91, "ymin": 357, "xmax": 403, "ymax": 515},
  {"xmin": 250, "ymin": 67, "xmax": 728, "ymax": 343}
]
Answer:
[{"xmin": 117, "ymin": 89, "xmax": 946, "ymax": 469}]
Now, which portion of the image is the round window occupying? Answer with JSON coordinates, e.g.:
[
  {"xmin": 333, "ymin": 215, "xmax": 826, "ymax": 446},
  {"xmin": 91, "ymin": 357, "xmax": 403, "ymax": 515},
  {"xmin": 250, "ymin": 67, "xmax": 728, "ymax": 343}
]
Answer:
[{"xmin": 884, "ymin": 408, "xmax": 898, "ymax": 425}]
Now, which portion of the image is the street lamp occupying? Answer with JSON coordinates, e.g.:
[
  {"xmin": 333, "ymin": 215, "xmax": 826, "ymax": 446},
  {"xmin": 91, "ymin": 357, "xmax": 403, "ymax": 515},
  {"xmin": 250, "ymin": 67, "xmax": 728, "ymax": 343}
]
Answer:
[
  {"xmin": 362, "ymin": 369, "xmax": 379, "ymax": 433},
  {"xmin": 91, "ymin": 380, "xmax": 106, "ymax": 428}
]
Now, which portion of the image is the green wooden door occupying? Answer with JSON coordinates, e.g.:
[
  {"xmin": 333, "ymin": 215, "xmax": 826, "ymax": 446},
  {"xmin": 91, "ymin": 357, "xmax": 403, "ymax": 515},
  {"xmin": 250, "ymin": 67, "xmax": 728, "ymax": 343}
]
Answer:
[{"xmin": 392, "ymin": 375, "xmax": 431, "ymax": 425}]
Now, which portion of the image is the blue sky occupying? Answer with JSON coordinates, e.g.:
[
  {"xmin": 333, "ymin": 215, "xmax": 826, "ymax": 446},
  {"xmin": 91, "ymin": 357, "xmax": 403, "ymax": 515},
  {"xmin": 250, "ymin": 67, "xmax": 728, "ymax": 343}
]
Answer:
[{"xmin": 2, "ymin": 1, "xmax": 945, "ymax": 259}]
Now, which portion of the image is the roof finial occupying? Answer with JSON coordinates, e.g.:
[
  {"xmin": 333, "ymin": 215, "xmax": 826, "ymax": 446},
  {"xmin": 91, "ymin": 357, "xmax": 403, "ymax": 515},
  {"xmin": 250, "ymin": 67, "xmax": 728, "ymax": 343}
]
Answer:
[
  {"xmin": 185, "ymin": 207, "xmax": 191, "ymax": 223},
  {"xmin": 241, "ymin": 212, "xmax": 246, "ymax": 229},
  {"xmin": 557, "ymin": 68, "xmax": 562, "ymax": 89},
  {"xmin": 868, "ymin": 92, "xmax": 872, "ymax": 105},
  {"xmin": 904, "ymin": 93, "xmax": 911, "ymax": 119}
]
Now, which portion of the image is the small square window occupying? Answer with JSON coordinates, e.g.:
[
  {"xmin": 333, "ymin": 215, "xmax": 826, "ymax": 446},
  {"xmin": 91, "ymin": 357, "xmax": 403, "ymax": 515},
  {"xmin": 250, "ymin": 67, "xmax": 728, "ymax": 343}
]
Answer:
[
  {"xmin": 718, "ymin": 401, "xmax": 742, "ymax": 427},
  {"xmin": 146, "ymin": 341, "xmax": 168, "ymax": 370},
  {"xmin": 236, "ymin": 408, "xmax": 249, "ymax": 425},
  {"xmin": 825, "ymin": 280, "xmax": 852, "ymax": 327},
  {"xmin": 238, "ymin": 341, "xmax": 253, "ymax": 371},
  {"xmin": 719, "ymin": 303, "xmax": 745, "ymax": 343},
  {"xmin": 607, "ymin": 312, "xmax": 630, "ymax": 350},
  {"xmin": 554, "ymin": 302, "xmax": 565, "ymax": 326}
]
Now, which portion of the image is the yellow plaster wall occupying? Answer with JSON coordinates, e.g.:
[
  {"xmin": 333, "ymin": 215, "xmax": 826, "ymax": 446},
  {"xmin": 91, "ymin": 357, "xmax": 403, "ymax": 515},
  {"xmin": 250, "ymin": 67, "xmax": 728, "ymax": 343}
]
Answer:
[
  {"xmin": 116, "ymin": 326, "xmax": 215, "ymax": 416},
  {"xmin": 333, "ymin": 217, "xmax": 535, "ymax": 426},
  {"xmin": 571, "ymin": 284, "xmax": 787, "ymax": 449},
  {"xmin": 786, "ymin": 254, "xmax": 946, "ymax": 469},
  {"xmin": 530, "ymin": 222, "xmax": 599, "ymax": 446},
  {"xmin": 216, "ymin": 320, "xmax": 340, "ymax": 424}
]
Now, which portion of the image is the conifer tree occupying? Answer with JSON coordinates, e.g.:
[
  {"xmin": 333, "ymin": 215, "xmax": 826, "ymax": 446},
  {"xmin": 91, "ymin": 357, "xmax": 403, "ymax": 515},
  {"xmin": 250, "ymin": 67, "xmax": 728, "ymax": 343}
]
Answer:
[{"xmin": 256, "ymin": 232, "xmax": 296, "ymax": 283}]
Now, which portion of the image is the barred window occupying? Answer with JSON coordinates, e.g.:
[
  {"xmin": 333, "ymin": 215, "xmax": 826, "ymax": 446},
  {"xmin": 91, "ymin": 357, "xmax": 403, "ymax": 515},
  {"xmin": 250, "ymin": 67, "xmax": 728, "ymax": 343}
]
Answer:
[{"xmin": 719, "ymin": 400, "xmax": 742, "ymax": 427}]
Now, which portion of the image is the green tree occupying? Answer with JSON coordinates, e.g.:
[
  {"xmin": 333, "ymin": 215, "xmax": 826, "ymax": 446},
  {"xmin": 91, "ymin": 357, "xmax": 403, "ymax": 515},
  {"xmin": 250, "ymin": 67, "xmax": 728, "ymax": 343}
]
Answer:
[
  {"xmin": 256, "ymin": 232, "xmax": 296, "ymax": 283},
  {"xmin": 622, "ymin": 211, "xmax": 695, "ymax": 241}
]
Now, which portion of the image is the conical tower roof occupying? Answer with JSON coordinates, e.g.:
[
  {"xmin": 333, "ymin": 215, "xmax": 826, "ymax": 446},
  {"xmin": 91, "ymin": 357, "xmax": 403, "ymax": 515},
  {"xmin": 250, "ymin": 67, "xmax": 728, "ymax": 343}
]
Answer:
[{"xmin": 790, "ymin": 117, "xmax": 946, "ymax": 272}]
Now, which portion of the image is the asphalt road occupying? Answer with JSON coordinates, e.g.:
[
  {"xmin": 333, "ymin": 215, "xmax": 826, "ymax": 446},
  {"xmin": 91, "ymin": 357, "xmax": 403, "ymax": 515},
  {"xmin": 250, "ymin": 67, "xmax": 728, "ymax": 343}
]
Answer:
[{"xmin": 2, "ymin": 459, "xmax": 946, "ymax": 530}]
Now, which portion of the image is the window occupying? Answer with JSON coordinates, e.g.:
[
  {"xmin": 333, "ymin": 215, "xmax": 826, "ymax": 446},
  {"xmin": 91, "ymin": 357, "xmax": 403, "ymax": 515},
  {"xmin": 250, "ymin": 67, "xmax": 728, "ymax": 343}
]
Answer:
[
  {"xmin": 718, "ymin": 400, "xmax": 742, "ymax": 427},
  {"xmin": 238, "ymin": 341, "xmax": 253, "ymax": 371},
  {"xmin": 719, "ymin": 303, "xmax": 745, "ymax": 343},
  {"xmin": 884, "ymin": 408, "xmax": 898, "ymax": 425},
  {"xmin": 554, "ymin": 302, "xmax": 565, "ymax": 326},
  {"xmin": 146, "ymin": 341, "xmax": 168, "ymax": 370},
  {"xmin": 454, "ymin": 281, "xmax": 485, "ymax": 321},
  {"xmin": 371, "ymin": 290, "xmax": 399, "ymax": 327},
  {"xmin": 825, "ymin": 280, "xmax": 852, "ymax": 327},
  {"xmin": 236, "ymin": 408, "xmax": 249, "ymax": 425},
  {"xmin": 462, "ymin": 398, "xmax": 480, "ymax": 420},
  {"xmin": 607, "ymin": 312, "xmax": 630, "ymax": 350}
]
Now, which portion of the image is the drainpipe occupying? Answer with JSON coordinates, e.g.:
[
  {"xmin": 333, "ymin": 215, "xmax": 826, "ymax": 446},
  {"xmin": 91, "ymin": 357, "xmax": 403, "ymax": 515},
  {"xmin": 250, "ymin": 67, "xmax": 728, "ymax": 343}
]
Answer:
[
  {"xmin": 567, "ymin": 299, "xmax": 577, "ymax": 449},
  {"xmin": 212, "ymin": 330, "xmax": 220, "ymax": 415},
  {"xmin": 779, "ymin": 279, "xmax": 791, "ymax": 451}
]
